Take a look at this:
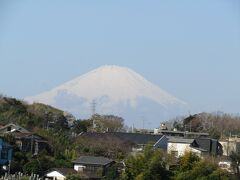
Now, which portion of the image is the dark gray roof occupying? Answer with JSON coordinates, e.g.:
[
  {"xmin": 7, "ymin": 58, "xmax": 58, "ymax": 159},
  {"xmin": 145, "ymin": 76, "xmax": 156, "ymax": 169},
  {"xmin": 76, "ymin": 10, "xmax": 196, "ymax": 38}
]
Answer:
[
  {"xmin": 73, "ymin": 156, "xmax": 114, "ymax": 166},
  {"xmin": 190, "ymin": 138, "xmax": 221, "ymax": 155},
  {"xmin": 0, "ymin": 123, "xmax": 30, "ymax": 133},
  {"xmin": 167, "ymin": 137, "xmax": 194, "ymax": 144},
  {"xmin": 108, "ymin": 132, "xmax": 163, "ymax": 145}
]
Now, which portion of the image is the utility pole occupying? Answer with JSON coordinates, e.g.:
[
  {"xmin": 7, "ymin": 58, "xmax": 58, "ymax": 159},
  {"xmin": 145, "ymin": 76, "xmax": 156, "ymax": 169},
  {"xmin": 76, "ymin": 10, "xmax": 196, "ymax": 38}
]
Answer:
[{"xmin": 91, "ymin": 100, "xmax": 97, "ymax": 130}]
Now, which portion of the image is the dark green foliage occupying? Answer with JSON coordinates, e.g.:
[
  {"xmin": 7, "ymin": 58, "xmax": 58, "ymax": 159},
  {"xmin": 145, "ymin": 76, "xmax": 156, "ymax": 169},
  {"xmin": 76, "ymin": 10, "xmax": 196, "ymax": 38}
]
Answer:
[
  {"xmin": 208, "ymin": 128, "xmax": 221, "ymax": 139},
  {"xmin": 91, "ymin": 114, "xmax": 124, "ymax": 132},
  {"xmin": 174, "ymin": 152, "xmax": 230, "ymax": 180},
  {"xmin": 230, "ymin": 151, "xmax": 240, "ymax": 177},
  {"xmin": 104, "ymin": 164, "xmax": 119, "ymax": 180},
  {"xmin": 72, "ymin": 119, "xmax": 92, "ymax": 134},
  {"xmin": 121, "ymin": 146, "xmax": 170, "ymax": 180},
  {"xmin": 66, "ymin": 174, "xmax": 82, "ymax": 180},
  {"xmin": 0, "ymin": 96, "xmax": 69, "ymax": 131}
]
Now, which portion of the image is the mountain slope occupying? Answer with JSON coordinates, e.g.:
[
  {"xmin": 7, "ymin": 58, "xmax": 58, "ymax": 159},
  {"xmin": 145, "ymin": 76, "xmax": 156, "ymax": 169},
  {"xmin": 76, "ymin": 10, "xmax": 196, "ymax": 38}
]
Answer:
[{"xmin": 26, "ymin": 65, "xmax": 188, "ymax": 128}]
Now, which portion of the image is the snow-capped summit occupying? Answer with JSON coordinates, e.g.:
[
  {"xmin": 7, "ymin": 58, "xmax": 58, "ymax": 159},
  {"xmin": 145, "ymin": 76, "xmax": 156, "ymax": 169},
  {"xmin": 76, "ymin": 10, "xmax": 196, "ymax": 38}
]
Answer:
[{"xmin": 26, "ymin": 65, "xmax": 188, "ymax": 128}]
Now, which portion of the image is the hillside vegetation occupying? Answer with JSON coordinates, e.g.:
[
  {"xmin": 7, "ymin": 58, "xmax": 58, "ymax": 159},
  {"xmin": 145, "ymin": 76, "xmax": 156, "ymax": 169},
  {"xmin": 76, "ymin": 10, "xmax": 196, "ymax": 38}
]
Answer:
[{"xmin": 0, "ymin": 95, "xmax": 69, "ymax": 131}]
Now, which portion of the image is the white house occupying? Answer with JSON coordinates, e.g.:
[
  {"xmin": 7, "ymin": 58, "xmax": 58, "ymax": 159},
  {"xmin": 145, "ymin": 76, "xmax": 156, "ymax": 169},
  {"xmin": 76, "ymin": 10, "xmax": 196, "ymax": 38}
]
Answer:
[
  {"xmin": 168, "ymin": 137, "xmax": 223, "ymax": 158},
  {"xmin": 167, "ymin": 137, "xmax": 196, "ymax": 157}
]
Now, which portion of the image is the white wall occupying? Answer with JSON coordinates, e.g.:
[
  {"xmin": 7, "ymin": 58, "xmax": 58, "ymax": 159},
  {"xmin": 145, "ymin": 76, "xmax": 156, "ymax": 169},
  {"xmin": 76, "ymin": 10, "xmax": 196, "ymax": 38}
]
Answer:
[
  {"xmin": 74, "ymin": 164, "xmax": 86, "ymax": 172},
  {"xmin": 219, "ymin": 141, "xmax": 237, "ymax": 156},
  {"xmin": 167, "ymin": 142, "xmax": 201, "ymax": 157}
]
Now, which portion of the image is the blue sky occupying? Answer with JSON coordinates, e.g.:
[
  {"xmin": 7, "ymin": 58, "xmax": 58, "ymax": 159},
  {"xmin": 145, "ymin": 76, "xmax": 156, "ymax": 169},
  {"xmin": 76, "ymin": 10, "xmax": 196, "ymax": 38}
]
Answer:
[{"xmin": 0, "ymin": 0, "xmax": 240, "ymax": 114}]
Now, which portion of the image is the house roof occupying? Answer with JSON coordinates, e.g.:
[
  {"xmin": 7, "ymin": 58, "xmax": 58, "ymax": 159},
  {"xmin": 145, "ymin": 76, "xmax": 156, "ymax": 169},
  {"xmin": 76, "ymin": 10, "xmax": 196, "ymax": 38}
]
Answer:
[
  {"xmin": 108, "ymin": 132, "xmax": 164, "ymax": 145},
  {"xmin": 167, "ymin": 137, "xmax": 194, "ymax": 144},
  {"xmin": 0, "ymin": 123, "xmax": 30, "ymax": 134},
  {"xmin": 73, "ymin": 156, "xmax": 114, "ymax": 166},
  {"xmin": 190, "ymin": 138, "xmax": 221, "ymax": 154},
  {"xmin": 46, "ymin": 168, "xmax": 77, "ymax": 176}
]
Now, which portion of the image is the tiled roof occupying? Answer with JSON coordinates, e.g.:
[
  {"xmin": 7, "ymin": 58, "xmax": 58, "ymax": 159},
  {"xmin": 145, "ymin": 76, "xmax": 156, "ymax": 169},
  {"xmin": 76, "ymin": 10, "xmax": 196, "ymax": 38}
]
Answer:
[
  {"xmin": 0, "ymin": 123, "xmax": 30, "ymax": 133},
  {"xmin": 108, "ymin": 132, "xmax": 163, "ymax": 145},
  {"xmin": 80, "ymin": 132, "xmax": 164, "ymax": 145},
  {"xmin": 168, "ymin": 137, "xmax": 194, "ymax": 144},
  {"xmin": 73, "ymin": 156, "xmax": 114, "ymax": 166}
]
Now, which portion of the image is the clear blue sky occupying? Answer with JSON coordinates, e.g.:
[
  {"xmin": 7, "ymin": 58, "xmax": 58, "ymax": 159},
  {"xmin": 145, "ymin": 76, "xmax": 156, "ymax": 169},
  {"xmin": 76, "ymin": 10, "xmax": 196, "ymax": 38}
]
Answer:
[{"xmin": 0, "ymin": 0, "xmax": 240, "ymax": 114}]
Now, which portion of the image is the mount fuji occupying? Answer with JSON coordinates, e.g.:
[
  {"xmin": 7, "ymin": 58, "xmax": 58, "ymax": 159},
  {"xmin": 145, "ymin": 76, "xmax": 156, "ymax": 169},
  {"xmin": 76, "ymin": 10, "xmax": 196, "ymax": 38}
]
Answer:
[{"xmin": 26, "ymin": 65, "xmax": 188, "ymax": 128}]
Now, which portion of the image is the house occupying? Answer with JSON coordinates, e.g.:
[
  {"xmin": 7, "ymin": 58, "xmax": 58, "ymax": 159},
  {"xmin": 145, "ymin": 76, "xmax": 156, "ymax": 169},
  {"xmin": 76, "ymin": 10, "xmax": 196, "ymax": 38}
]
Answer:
[
  {"xmin": 45, "ymin": 168, "xmax": 77, "ymax": 180},
  {"xmin": 167, "ymin": 137, "xmax": 223, "ymax": 158},
  {"xmin": 154, "ymin": 129, "xmax": 209, "ymax": 138},
  {"xmin": 72, "ymin": 156, "xmax": 115, "ymax": 179},
  {"xmin": 108, "ymin": 132, "xmax": 168, "ymax": 151},
  {"xmin": 190, "ymin": 138, "xmax": 223, "ymax": 156},
  {"xmin": 0, "ymin": 123, "xmax": 50, "ymax": 155},
  {"xmin": 0, "ymin": 123, "xmax": 30, "ymax": 134},
  {"xmin": 167, "ymin": 137, "xmax": 195, "ymax": 157},
  {"xmin": 13, "ymin": 132, "xmax": 50, "ymax": 155},
  {"xmin": 0, "ymin": 138, "xmax": 12, "ymax": 166},
  {"xmin": 219, "ymin": 137, "xmax": 240, "ymax": 156},
  {"xmin": 79, "ymin": 132, "xmax": 168, "ymax": 153}
]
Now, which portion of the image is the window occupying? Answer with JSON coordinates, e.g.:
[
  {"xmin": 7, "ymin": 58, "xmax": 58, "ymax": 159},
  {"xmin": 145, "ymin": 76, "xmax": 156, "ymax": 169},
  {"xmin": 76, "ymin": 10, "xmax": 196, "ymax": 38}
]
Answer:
[
  {"xmin": 171, "ymin": 151, "xmax": 178, "ymax": 157},
  {"xmin": 7, "ymin": 127, "xmax": 11, "ymax": 132}
]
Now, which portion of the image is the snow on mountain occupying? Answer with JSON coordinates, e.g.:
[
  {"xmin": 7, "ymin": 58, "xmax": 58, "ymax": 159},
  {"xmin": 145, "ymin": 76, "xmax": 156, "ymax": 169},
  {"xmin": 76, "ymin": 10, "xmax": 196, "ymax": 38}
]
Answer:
[{"xmin": 26, "ymin": 65, "xmax": 188, "ymax": 128}]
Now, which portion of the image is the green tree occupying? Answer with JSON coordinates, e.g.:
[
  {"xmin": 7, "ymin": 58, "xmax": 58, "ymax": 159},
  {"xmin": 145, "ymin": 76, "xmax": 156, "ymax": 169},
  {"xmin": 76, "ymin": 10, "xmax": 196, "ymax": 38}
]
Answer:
[
  {"xmin": 174, "ymin": 152, "xmax": 230, "ymax": 180},
  {"xmin": 230, "ymin": 151, "xmax": 240, "ymax": 177},
  {"xmin": 121, "ymin": 146, "xmax": 170, "ymax": 180},
  {"xmin": 92, "ymin": 114, "xmax": 124, "ymax": 132},
  {"xmin": 72, "ymin": 119, "xmax": 92, "ymax": 134},
  {"xmin": 66, "ymin": 174, "xmax": 82, "ymax": 180}
]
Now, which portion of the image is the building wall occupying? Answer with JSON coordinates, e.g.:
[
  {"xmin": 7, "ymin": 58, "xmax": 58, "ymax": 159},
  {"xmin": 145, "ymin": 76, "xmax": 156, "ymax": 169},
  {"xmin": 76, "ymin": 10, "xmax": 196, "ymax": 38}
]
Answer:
[
  {"xmin": 74, "ymin": 164, "xmax": 86, "ymax": 172},
  {"xmin": 167, "ymin": 142, "xmax": 201, "ymax": 157},
  {"xmin": 220, "ymin": 141, "xmax": 237, "ymax": 156}
]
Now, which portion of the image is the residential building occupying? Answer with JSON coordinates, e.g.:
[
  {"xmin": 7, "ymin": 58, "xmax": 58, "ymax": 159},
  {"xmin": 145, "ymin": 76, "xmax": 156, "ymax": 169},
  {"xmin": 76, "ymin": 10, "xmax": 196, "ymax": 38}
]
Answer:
[
  {"xmin": 220, "ymin": 137, "xmax": 240, "ymax": 156},
  {"xmin": 190, "ymin": 138, "xmax": 223, "ymax": 156},
  {"xmin": 0, "ymin": 123, "xmax": 29, "ymax": 134},
  {"xmin": 167, "ymin": 137, "xmax": 195, "ymax": 157},
  {"xmin": 13, "ymin": 132, "xmax": 50, "ymax": 155},
  {"xmin": 72, "ymin": 156, "xmax": 115, "ymax": 179},
  {"xmin": 154, "ymin": 129, "xmax": 209, "ymax": 139},
  {"xmin": 108, "ymin": 132, "xmax": 168, "ymax": 151},
  {"xmin": 167, "ymin": 137, "xmax": 223, "ymax": 157},
  {"xmin": 0, "ymin": 138, "xmax": 12, "ymax": 166},
  {"xmin": 0, "ymin": 123, "xmax": 50, "ymax": 155},
  {"xmin": 79, "ymin": 132, "xmax": 168, "ymax": 153}
]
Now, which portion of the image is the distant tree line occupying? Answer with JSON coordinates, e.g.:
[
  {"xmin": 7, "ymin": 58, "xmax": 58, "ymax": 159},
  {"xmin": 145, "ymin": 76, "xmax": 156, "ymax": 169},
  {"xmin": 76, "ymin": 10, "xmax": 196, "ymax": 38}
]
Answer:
[{"xmin": 172, "ymin": 112, "xmax": 240, "ymax": 139}]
